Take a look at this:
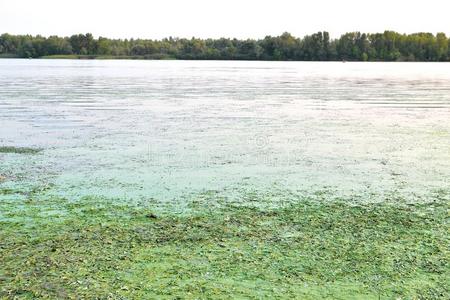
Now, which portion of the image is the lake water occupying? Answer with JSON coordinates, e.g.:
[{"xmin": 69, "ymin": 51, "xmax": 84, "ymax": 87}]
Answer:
[{"xmin": 0, "ymin": 60, "xmax": 449, "ymax": 208}]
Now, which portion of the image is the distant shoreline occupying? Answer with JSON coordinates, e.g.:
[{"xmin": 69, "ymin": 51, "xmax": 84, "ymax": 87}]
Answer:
[
  {"xmin": 1, "ymin": 31, "xmax": 449, "ymax": 62},
  {"xmin": 1, "ymin": 55, "xmax": 448, "ymax": 62}
]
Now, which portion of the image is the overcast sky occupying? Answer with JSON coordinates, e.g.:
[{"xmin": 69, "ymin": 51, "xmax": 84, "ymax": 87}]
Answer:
[{"xmin": 1, "ymin": 0, "xmax": 450, "ymax": 39}]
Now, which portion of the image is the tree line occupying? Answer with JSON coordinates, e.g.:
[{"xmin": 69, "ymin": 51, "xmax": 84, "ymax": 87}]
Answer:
[{"xmin": 1, "ymin": 31, "xmax": 449, "ymax": 61}]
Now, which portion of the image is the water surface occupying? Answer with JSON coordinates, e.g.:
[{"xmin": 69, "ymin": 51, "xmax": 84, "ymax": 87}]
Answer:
[{"xmin": 0, "ymin": 60, "xmax": 449, "ymax": 206}]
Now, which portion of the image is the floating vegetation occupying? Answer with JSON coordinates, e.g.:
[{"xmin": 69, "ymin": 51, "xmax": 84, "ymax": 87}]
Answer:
[
  {"xmin": 0, "ymin": 188, "xmax": 20, "ymax": 195},
  {"xmin": 0, "ymin": 146, "xmax": 41, "ymax": 154},
  {"xmin": 0, "ymin": 193, "xmax": 448, "ymax": 299}
]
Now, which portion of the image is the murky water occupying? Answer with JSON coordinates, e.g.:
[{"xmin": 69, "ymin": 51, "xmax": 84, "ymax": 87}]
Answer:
[{"xmin": 0, "ymin": 60, "xmax": 449, "ymax": 205}]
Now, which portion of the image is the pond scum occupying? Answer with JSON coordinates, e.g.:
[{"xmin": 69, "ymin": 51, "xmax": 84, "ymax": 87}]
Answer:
[
  {"xmin": 0, "ymin": 147, "xmax": 41, "ymax": 155},
  {"xmin": 0, "ymin": 187, "xmax": 448, "ymax": 299}
]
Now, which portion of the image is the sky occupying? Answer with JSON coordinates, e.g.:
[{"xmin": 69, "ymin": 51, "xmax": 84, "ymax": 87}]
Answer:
[{"xmin": 1, "ymin": 0, "xmax": 450, "ymax": 39}]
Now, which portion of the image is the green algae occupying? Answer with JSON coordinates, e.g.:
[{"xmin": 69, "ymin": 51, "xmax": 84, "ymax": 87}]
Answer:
[
  {"xmin": 0, "ymin": 193, "xmax": 448, "ymax": 299},
  {"xmin": 0, "ymin": 146, "xmax": 41, "ymax": 155}
]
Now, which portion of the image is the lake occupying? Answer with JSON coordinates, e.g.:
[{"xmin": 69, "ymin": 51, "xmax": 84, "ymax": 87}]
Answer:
[{"xmin": 0, "ymin": 59, "xmax": 449, "ymax": 208}]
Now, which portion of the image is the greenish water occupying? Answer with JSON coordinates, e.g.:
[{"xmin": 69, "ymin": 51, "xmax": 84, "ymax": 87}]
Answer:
[
  {"xmin": 1, "ymin": 60, "xmax": 449, "ymax": 204},
  {"xmin": 0, "ymin": 60, "xmax": 449, "ymax": 298},
  {"xmin": 1, "ymin": 195, "xmax": 448, "ymax": 299}
]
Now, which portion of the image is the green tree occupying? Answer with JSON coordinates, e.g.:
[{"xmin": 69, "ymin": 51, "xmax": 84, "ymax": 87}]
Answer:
[
  {"xmin": 1, "ymin": 31, "xmax": 449, "ymax": 61},
  {"xmin": 436, "ymin": 33, "xmax": 448, "ymax": 61}
]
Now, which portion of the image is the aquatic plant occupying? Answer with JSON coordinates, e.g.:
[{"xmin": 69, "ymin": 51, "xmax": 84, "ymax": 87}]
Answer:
[
  {"xmin": 0, "ymin": 146, "xmax": 41, "ymax": 154},
  {"xmin": 0, "ymin": 192, "xmax": 448, "ymax": 299}
]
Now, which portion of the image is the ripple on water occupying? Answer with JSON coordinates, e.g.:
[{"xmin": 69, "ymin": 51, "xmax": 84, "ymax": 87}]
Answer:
[{"xmin": 0, "ymin": 60, "xmax": 449, "ymax": 205}]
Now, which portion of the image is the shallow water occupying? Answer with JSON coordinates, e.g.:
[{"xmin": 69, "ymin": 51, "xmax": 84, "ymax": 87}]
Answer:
[{"xmin": 0, "ymin": 60, "xmax": 449, "ymax": 205}]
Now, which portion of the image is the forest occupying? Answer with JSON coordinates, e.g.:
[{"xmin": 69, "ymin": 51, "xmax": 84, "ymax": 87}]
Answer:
[{"xmin": 0, "ymin": 31, "xmax": 449, "ymax": 61}]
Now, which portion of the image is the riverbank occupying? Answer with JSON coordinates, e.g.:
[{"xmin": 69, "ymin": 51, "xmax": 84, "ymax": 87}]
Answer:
[
  {"xmin": 39, "ymin": 54, "xmax": 176, "ymax": 60},
  {"xmin": 2, "ymin": 55, "xmax": 449, "ymax": 62},
  {"xmin": 1, "ymin": 188, "xmax": 448, "ymax": 299},
  {"xmin": 1, "ymin": 31, "xmax": 450, "ymax": 62}
]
